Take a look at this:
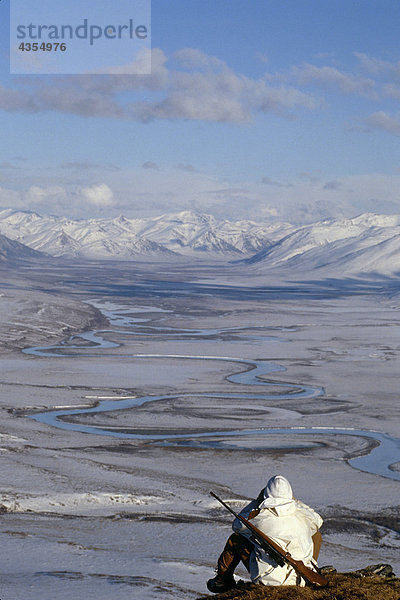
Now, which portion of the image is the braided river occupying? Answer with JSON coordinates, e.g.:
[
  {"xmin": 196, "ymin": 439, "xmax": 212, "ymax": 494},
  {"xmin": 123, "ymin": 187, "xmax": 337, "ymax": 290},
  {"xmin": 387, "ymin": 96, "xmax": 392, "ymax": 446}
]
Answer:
[{"xmin": 24, "ymin": 301, "xmax": 400, "ymax": 483}]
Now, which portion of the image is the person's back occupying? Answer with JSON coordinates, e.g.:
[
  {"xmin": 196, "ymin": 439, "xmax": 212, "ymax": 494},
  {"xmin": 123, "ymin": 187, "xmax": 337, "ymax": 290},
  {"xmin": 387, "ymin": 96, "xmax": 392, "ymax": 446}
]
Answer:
[
  {"xmin": 233, "ymin": 477, "xmax": 322, "ymax": 585},
  {"xmin": 207, "ymin": 475, "xmax": 323, "ymax": 593}
]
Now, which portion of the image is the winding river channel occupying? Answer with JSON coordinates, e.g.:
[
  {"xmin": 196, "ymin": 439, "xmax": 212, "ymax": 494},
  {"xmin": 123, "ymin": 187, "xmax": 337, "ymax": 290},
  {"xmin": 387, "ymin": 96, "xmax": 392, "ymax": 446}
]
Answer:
[{"xmin": 23, "ymin": 301, "xmax": 400, "ymax": 483}]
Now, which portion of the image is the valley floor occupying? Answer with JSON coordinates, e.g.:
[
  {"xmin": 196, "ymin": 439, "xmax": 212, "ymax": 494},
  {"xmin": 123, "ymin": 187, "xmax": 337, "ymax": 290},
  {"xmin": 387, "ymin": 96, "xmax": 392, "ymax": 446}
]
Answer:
[{"xmin": 0, "ymin": 262, "xmax": 399, "ymax": 600}]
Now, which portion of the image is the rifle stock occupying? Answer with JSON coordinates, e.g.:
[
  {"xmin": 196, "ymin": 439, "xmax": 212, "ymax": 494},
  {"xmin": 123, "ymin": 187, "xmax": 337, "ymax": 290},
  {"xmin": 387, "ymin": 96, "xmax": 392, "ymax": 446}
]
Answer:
[{"xmin": 210, "ymin": 491, "xmax": 328, "ymax": 588}]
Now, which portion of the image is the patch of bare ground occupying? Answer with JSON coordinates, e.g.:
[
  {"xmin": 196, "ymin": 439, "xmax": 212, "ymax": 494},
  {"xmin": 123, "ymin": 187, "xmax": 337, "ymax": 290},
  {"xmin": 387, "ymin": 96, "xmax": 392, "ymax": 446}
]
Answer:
[{"xmin": 196, "ymin": 567, "xmax": 399, "ymax": 600}]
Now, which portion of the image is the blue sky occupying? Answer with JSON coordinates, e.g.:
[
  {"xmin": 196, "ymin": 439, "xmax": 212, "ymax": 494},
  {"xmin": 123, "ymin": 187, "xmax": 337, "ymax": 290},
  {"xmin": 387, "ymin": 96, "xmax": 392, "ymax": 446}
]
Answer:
[{"xmin": 1, "ymin": 0, "xmax": 400, "ymax": 223}]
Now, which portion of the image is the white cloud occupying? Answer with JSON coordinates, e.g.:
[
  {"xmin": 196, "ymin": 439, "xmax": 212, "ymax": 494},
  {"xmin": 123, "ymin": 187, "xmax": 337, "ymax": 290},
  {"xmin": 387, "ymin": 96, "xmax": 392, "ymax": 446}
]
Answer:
[
  {"xmin": 96, "ymin": 47, "xmax": 152, "ymax": 75},
  {"xmin": 25, "ymin": 185, "xmax": 66, "ymax": 201},
  {"xmin": 133, "ymin": 84, "xmax": 250, "ymax": 123},
  {"xmin": 292, "ymin": 63, "xmax": 375, "ymax": 96},
  {"xmin": 79, "ymin": 184, "xmax": 115, "ymax": 207},
  {"xmin": 106, "ymin": 168, "xmax": 400, "ymax": 223},
  {"xmin": 355, "ymin": 52, "xmax": 400, "ymax": 81},
  {"xmin": 2, "ymin": 170, "xmax": 400, "ymax": 224},
  {"xmin": 366, "ymin": 111, "xmax": 400, "ymax": 136},
  {"xmin": 0, "ymin": 186, "xmax": 21, "ymax": 207},
  {"xmin": 133, "ymin": 66, "xmax": 318, "ymax": 123},
  {"xmin": 0, "ymin": 182, "xmax": 116, "ymax": 216},
  {"xmin": 0, "ymin": 48, "xmax": 317, "ymax": 123},
  {"xmin": 173, "ymin": 48, "xmax": 226, "ymax": 70},
  {"xmin": 383, "ymin": 83, "xmax": 400, "ymax": 100},
  {"xmin": 0, "ymin": 184, "xmax": 69, "ymax": 214},
  {"xmin": 0, "ymin": 84, "xmax": 40, "ymax": 113}
]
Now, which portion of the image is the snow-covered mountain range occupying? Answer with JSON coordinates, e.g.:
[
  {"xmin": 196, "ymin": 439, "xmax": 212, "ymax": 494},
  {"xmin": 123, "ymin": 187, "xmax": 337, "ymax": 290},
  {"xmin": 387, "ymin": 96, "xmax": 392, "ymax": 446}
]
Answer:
[
  {"xmin": 0, "ymin": 208, "xmax": 400, "ymax": 275},
  {"xmin": 0, "ymin": 209, "xmax": 284, "ymax": 260}
]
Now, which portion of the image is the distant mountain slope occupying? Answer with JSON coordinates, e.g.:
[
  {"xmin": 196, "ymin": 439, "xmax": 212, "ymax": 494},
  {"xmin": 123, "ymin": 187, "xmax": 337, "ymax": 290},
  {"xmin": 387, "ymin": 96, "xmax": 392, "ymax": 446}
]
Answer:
[
  {"xmin": 242, "ymin": 213, "xmax": 400, "ymax": 275},
  {"xmin": 0, "ymin": 232, "xmax": 45, "ymax": 264}
]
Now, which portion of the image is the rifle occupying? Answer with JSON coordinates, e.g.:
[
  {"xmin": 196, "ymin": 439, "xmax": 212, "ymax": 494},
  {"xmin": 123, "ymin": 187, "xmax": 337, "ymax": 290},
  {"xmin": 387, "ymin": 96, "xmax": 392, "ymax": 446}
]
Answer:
[{"xmin": 210, "ymin": 491, "xmax": 328, "ymax": 588}]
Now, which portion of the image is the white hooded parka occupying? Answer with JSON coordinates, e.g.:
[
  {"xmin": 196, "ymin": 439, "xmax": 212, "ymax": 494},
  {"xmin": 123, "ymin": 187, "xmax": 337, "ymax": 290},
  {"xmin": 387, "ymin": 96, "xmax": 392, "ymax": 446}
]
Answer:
[{"xmin": 232, "ymin": 475, "xmax": 323, "ymax": 586}]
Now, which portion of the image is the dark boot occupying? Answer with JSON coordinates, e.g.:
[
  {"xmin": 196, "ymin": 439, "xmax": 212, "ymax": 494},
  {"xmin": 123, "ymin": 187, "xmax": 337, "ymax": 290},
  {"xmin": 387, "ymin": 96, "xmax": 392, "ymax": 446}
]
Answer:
[
  {"xmin": 207, "ymin": 533, "xmax": 252, "ymax": 593},
  {"xmin": 206, "ymin": 574, "xmax": 236, "ymax": 593}
]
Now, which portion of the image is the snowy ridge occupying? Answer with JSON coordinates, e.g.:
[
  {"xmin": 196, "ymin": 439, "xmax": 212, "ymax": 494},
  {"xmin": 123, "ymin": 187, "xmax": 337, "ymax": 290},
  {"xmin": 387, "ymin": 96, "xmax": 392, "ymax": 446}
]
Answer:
[
  {"xmin": 0, "ymin": 209, "xmax": 400, "ymax": 275},
  {"xmin": 0, "ymin": 209, "xmax": 281, "ymax": 260},
  {"xmin": 243, "ymin": 213, "xmax": 400, "ymax": 275}
]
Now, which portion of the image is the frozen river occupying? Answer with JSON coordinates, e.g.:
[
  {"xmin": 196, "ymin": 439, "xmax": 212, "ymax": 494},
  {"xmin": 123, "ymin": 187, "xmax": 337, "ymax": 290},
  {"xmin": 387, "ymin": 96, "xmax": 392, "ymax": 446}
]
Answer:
[{"xmin": 24, "ymin": 301, "xmax": 400, "ymax": 482}]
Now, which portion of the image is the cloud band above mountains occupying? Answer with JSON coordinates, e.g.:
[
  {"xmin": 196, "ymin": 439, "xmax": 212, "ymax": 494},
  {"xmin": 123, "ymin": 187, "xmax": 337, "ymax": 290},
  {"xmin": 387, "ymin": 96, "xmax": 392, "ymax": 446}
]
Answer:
[
  {"xmin": 0, "ymin": 48, "xmax": 319, "ymax": 122},
  {"xmin": 1, "ymin": 48, "xmax": 400, "ymax": 132}
]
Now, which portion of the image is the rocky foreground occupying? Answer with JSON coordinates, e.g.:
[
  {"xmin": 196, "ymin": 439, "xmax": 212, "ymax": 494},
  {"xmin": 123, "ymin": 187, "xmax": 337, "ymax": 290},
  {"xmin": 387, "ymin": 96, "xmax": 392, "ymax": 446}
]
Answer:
[{"xmin": 196, "ymin": 565, "xmax": 399, "ymax": 600}]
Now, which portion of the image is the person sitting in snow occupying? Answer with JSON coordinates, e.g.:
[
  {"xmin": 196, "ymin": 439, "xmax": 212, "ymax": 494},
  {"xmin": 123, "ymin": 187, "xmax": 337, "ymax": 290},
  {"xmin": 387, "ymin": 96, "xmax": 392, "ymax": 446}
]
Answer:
[{"xmin": 207, "ymin": 474, "xmax": 323, "ymax": 593}]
